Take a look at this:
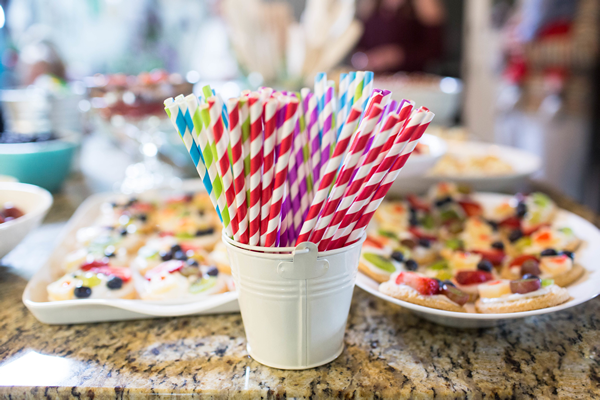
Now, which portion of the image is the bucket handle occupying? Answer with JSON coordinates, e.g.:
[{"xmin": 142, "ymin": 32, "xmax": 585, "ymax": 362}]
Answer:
[{"xmin": 277, "ymin": 242, "xmax": 330, "ymax": 280}]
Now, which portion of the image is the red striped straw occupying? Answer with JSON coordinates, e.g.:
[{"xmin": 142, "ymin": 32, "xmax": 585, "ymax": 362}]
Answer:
[
  {"xmin": 334, "ymin": 109, "xmax": 435, "ymax": 248},
  {"xmin": 248, "ymin": 94, "xmax": 263, "ymax": 246},
  {"xmin": 317, "ymin": 113, "xmax": 400, "ymax": 251},
  {"xmin": 364, "ymin": 100, "xmax": 414, "ymax": 184},
  {"xmin": 227, "ymin": 98, "xmax": 249, "ymax": 244},
  {"xmin": 207, "ymin": 97, "xmax": 240, "ymax": 240},
  {"xmin": 327, "ymin": 109, "xmax": 428, "ymax": 250},
  {"xmin": 264, "ymin": 98, "xmax": 299, "ymax": 247},
  {"xmin": 295, "ymin": 92, "xmax": 383, "ymax": 245},
  {"xmin": 304, "ymin": 103, "xmax": 384, "ymax": 245},
  {"xmin": 306, "ymin": 93, "xmax": 321, "ymax": 188},
  {"xmin": 260, "ymin": 98, "xmax": 278, "ymax": 246},
  {"xmin": 319, "ymin": 86, "xmax": 335, "ymax": 182}
]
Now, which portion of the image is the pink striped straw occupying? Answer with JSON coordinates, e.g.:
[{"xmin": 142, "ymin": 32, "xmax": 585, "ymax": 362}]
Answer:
[
  {"xmin": 305, "ymin": 93, "xmax": 321, "ymax": 188},
  {"xmin": 294, "ymin": 103, "xmax": 309, "ymax": 235},
  {"xmin": 287, "ymin": 117, "xmax": 301, "ymax": 240},
  {"xmin": 319, "ymin": 86, "xmax": 335, "ymax": 182},
  {"xmin": 207, "ymin": 97, "xmax": 239, "ymax": 240},
  {"xmin": 264, "ymin": 98, "xmax": 299, "ymax": 247},
  {"xmin": 295, "ymin": 91, "xmax": 384, "ymax": 245},
  {"xmin": 285, "ymin": 180, "xmax": 295, "ymax": 245},
  {"xmin": 364, "ymin": 100, "xmax": 414, "ymax": 184},
  {"xmin": 302, "ymin": 103, "xmax": 384, "ymax": 245},
  {"xmin": 260, "ymin": 98, "xmax": 279, "ymax": 246},
  {"xmin": 279, "ymin": 186, "xmax": 291, "ymax": 247},
  {"xmin": 317, "ymin": 113, "xmax": 401, "ymax": 251},
  {"xmin": 227, "ymin": 98, "xmax": 249, "ymax": 244},
  {"xmin": 332, "ymin": 109, "xmax": 435, "ymax": 248},
  {"xmin": 248, "ymin": 94, "xmax": 264, "ymax": 245}
]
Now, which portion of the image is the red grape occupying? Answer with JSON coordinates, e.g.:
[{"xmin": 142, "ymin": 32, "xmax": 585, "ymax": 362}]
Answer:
[
  {"xmin": 441, "ymin": 285, "xmax": 469, "ymax": 306},
  {"xmin": 510, "ymin": 278, "xmax": 541, "ymax": 294},
  {"xmin": 455, "ymin": 270, "xmax": 494, "ymax": 285}
]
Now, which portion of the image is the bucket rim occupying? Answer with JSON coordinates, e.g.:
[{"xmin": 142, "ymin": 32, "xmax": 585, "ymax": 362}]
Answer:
[{"xmin": 221, "ymin": 231, "xmax": 366, "ymax": 259}]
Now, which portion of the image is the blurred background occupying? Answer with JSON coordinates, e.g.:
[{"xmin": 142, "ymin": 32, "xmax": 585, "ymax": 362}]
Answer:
[{"xmin": 0, "ymin": 0, "xmax": 599, "ymax": 209}]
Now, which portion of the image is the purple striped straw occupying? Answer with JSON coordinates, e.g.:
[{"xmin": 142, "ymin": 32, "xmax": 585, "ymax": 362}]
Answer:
[{"xmin": 306, "ymin": 93, "xmax": 321, "ymax": 188}]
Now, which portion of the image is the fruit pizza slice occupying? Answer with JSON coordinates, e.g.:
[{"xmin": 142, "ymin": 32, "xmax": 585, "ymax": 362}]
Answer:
[{"xmin": 501, "ymin": 249, "xmax": 585, "ymax": 287}]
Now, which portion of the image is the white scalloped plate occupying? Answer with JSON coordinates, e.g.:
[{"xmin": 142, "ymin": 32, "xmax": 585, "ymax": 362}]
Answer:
[
  {"xmin": 355, "ymin": 193, "xmax": 600, "ymax": 328},
  {"xmin": 22, "ymin": 180, "xmax": 239, "ymax": 325}
]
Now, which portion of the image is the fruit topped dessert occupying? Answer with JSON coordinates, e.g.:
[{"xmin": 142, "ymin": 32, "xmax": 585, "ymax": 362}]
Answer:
[{"xmin": 0, "ymin": 202, "xmax": 25, "ymax": 224}]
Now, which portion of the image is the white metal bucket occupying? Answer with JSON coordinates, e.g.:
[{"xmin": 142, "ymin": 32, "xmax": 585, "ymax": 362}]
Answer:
[{"xmin": 222, "ymin": 233, "xmax": 366, "ymax": 370}]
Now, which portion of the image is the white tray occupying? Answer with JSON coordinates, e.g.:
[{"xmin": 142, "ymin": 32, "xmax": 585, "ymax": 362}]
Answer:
[
  {"xmin": 356, "ymin": 193, "xmax": 600, "ymax": 328},
  {"xmin": 23, "ymin": 180, "xmax": 239, "ymax": 324}
]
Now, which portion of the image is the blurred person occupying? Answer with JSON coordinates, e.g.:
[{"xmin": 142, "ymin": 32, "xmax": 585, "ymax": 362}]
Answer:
[{"xmin": 351, "ymin": 0, "xmax": 445, "ymax": 73}]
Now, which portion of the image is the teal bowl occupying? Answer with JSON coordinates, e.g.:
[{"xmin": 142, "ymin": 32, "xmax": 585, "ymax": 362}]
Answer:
[{"xmin": 0, "ymin": 137, "xmax": 78, "ymax": 192}]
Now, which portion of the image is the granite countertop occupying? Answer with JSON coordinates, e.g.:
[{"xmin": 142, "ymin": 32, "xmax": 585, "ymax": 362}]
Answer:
[{"xmin": 1, "ymin": 176, "xmax": 600, "ymax": 399}]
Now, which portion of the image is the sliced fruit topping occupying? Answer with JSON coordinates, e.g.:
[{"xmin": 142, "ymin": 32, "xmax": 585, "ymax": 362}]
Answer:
[
  {"xmin": 106, "ymin": 276, "xmax": 123, "ymax": 290},
  {"xmin": 458, "ymin": 199, "xmax": 483, "ymax": 217},
  {"xmin": 522, "ymin": 223, "xmax": 550, "ymax": 236},
  {"xmin": 509, "ymin": 254, "xmax": 539, "ymax": 267},
  {"xmin": 88, "ymin": 266, "xmax": 132, "ymax": 282},
  {"xmin": 508, "ymin": 229, "xmax": 523, "ymax": 243},
  {"xmin": 428, "ymin": 260, "xmax": 448, "ymax": 271},
  {"xmin": 391, "ymin": 251, "xmax": 405, "ymax": 263},
  {"xmin": 561, "ymin": 251, "xmax": 574, "ymax": 260},
  {"xmin": 449, "ymin": 251, "xmax": 481, "ymax": 271},
  {"xmin": 404, "ymin": 259, "xmax": 419, "ymax": 271},
  {"xmin": 521, "ymin": 259, "xmax": 541, "ymax": 276},
  {"xmin": 541, "ymin": 278, "xmax": 554, "ymax": 287},
  {"xmin": 395, "ymin": 271, "xmax": 440, "ymax": 295},
  {"xmin": 510, "ymin": 278, "xmax": 542, "ymax": 294},
  {"xmin": 145, "ymin": 260, "xmax": 185, "ymax": 280},
  {"xmin": 407, "ymin": 194, "xmax": 430, "ymax": 212},
  {"xmin": 539, "ymin": 254, "xmax": 572, "ymax": 277},
  {"xmin": 378, "ymin": 230, "xmax": 399, "ymax": 240},
  {"xmin": 455, "ymin": 270, "xmax": 494, "ymax": 285},
  {"xmin": 441, "ymin": 285, "xmax": 469, "ymax": 306},
  {"xmin": 434, "ymin": 196, "xmax": 453, "ymax": 208},
  {"xmin": 364, "ymin": 236, "xmax": 385, "ymax": 249},
  {"xmin": 408, "ymin": 226, "xmax": 437, "ymax": 241},
  {"xmin": 516, "ymin": 201, "xmax": 527, "ymax": 218},
  {"xmin": 75, "ymin": 273, "xmax": 102, "ymax": 288},
  {"xmin": 445, "ymin": 238, "xmax": 464, "ymax": 251},
  {"xmin": 491, "ymin": 241, "xmax": 505, "ymax": 250},
  {"xmin": 80, "ymin": 260, "xmax": 109, "ymax": 270},
  {"xmin": 74, "ymin": 286, "xmax": 92, "ymax": 298},
  {"xmin": 476, "ymin": 260, "xmax": 493, "ymax": 272},
  {"xmin": 499, "ymin": 216, "xmax": 521, "ymax": 230},
  {"xmin": 189, "ymin": 277, "xmax": 217, "ymax": 294},
  {"xmin": 472, "ymin": 249, "xmax": 505, "ymax": 266},
  {"xmin": 436, "ymin": 270, "xmax": 454, "ymax": 281},
  {"xmin": 540, "ymin": 248, "xmax": 558, "ymax": 257},
  {"xmin": 363, "ymin": 253, "xmax": 397, "ymax": 273},
  {"xmin": 478, "ymin": 280, "xmax": 511, "ymax": 298},
  {"xmin": 206, "ymin": 266, "xmax": 219, "ymax": 276}
]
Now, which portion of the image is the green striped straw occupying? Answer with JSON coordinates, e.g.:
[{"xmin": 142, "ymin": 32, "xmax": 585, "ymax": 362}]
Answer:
[{"xmin": 239, "ymin": 96, "xmax": 251, "ymax": 207}]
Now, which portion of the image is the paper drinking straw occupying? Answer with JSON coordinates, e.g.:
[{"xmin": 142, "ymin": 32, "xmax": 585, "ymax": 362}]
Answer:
[
  {"xmin": 286, "ymin": 180, "xmax": 295, "ymax": 245},
  {"xmin": 306, "ymin": 103, "xmax": 384, "ymax": 246},
  {"xmin": 353, "ymin": 71, "xmax": 365, "ymax": 111},
  {"xmin": 227, "ymin": 97, "xmax": 249, "ymax": 244},
  {"xmin": 345, "ymin": 71, "xmax": 357, "ymax": 114},
  {"xmin": 279, "ymin": 191, "xmax": 290, "ymax": 247},
  {"xmin": 319, "ymin": 86, "xmax": 335, "ymax": 183},
  {"xmin": 293, "ymin": 96, "xmax": 309, "ymax": 233},
  {"xmin": 206, "ymin": 97, "xmax": 240, "ymax": 240},
  {"xmin": 334, "ymin": 110, "xmax": 435, "ymax": 248},
  {"xmin": 305, "ymin": 92, "xmax": 321, "ymax": 188},
  {"xmin": 318, "ymin": 113, "xmax": 400, "ymax": 251},
  {"xmin": 264, "ymin": 98, "xmax": 298, "ymax": 247},
  {"xmin": 336, "ymin": 73, "xmax": 349, "ymax": 140},
  {"xmin": 295, "ymin": 98, "xmax": 383, "ymax": 245},
  {"xmin": 239, "ymin": 95, "xmax": 251, "ymax": 207},
  {"xmin": 248, "ymin": 94, "xmax": 263, "ymax": 246},
  {"xmin": 287, "ymin": 117, "xmax": 302, "ymax": 239},
  {"xmin": 260, "ymin": 98, "xmax": 278, "ymax": 246},
  {"xmin": 164, "ymin": 98, "xmax": 224, "ymax": 227}
]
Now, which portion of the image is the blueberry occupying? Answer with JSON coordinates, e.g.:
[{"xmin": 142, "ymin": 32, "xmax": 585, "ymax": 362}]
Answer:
[
  {"xmin": 391, "ymin": 251, "xmax": 404, "ymax": 263},
  {"xmin": 138, "ymin": 214, "xmax": 148, "ymax": 222},
  {"xmin": 477, "ymin": 260, "xmax": 493, "ymax": 272},
  {"xmin": 186, "ymin": 259, "xmax": 199, "ymax": 267},
  {"xmin": 198, "ymin": 210, "xmax": 205, "ymax": 217},
  {"xmin": 540, "ymin": 248, "xmax": 558, "ymax": 257},
  {"xmin": 442, "ymin": 280, "xmax": 455, "ymax": 288},
  {"xmin": 486, "ymin": 220, "xmax": 499, "ymax": 231},
  {"xmin": 562, "ymin": 250, "xmax": 574, "ymax": 259},
  {"xmin": 74, "ymin": 286, "xmax": 92, "ymax": 298},
  {"xmin": 160, "ymin": 250, "xmax": 173, "ymax": 261},
  {"xmin": 196, "ymin": 228, "xmax": 215, "ymax": 237},
  {"xmin": 409, "ymin": 216, "xmax": 419, "ymax": 227},
  {"xmin": 435, "ymin": 196, "xmax": 453, "ymax": 207},
  {"xmin": 418, "ymin": 238, "xmax": 431, "ymax": 248},
  {"xmin": 173, "ymin": 250, "xmax": 187, "ymax": 261},
  {"xmin": 106, "ymin": 276, "xmax": 123, "ymax": 290},
  {"xmin": 508, "ymin": 229, "xmax": 523, "ymax": 243},
  {"xmin": 405, "ymin": 259, "xmax": 418, "ymax": 271},
  {"xmin": 127, "ymin": 197, "xmax": 138, "ymax": 206},
  {"xmin": 118, "ymin": 227, "xmax": 128, "ymax": 236},
  {"xmin": 104, "ymin": 248, "xmax": 116, "ymax": 257},
  {"xmin": 171, "ymin": 244, "xmax": 182, "ymax": 253},
  {"xmin": 522, "ymin": 274, "xmax": 540, "ymax": 280},
  {"xmin": 491, "ymin": 241, "xmax": 505, "ymax": 250},
  {"xmin": 516, "ymin": 201, "xmax": 528, "ymax": 218},
  {"xmin": 206, "ymin": 266, "xmax": 219, "ymax": 276}
]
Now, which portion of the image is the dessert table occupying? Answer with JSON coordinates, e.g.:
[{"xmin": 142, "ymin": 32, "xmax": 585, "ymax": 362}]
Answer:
[{"xmin": 1, "ymin": 173, "xmax": 599, "ymax": 399}]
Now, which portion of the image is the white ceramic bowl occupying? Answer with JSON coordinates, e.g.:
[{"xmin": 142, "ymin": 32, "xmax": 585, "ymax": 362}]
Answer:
[
  {"xmin": 394, "ymin": 133, "xmax": 447, "ymax": 179},
  {"xmin": 0, "ymin": 183, "xmax": 53, "ymax": 259}
]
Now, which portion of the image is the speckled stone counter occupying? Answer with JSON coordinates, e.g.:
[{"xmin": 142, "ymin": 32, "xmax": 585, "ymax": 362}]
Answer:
[{"xmin": 1, "ymin": 178, "xmax": 600, "ymax": 399}]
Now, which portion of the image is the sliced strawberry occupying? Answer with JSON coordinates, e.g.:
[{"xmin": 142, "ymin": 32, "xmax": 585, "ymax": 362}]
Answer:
[
  {"xmin": 407, "ymin": 194, "xmax": 430, "ymax": 212},
  {"xmin": 509, "ymin": 254, "xmax": 539, "ymax": 267},
  {"xmin": 408, "ymin": 227, "xmax": 437, "ymax": 241},
  {"xmin": 455, "ymin": 270, "xmax": 494, "ymax": 285},
  {"xmin": 80, "ymin": 260, "xmax": 109, "ymax": 270},
  {"xmin": 472, "ymin": 249, "xmax": 505, "ymax": 266},
  {"xmin": 87, "ymin": 266, "xmax": 132, "ymax": 282},
  {"xmin": 159, "ymin": 231, "xmax": 175, "ymax": 237},
  {"xmin": 180, "ymin": 243, "xmax": 200, "ymax": 253},
  {"xmin": 145, "ymin": 260, "xmax": 185, "ymax": 280},
  {"xmin": 499, "ymin": 216, "xmax": 521, "ymax": 230},
  {"xmin": 395, "ymin": 271, "xmax": 440, "ymax": 295},
  {"xmin": 522, "ymin": 223, "xmax": 550, "ymax": 236},
  {"xmin": 458, "ymin": 199, "xmax": 483, "ymax": 217},
  {"xmin": 364, "ymin": 235, "xmax": 385, "ymax": 249},
  {"xmin": 131, "ymin": 202, "xmax": 154, "ymax": 213}
]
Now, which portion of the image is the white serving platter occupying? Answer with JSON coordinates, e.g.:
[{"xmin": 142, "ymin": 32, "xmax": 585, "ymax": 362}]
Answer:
[
  {"xmin": 355, "ymin": 193, "xmax": 600, "ymax": 328},
  {"xmin": 23, "ymin": 180, "xmax": 239, "ymax": 325},
  {"xmin": 391, "ymin": 140, "xmax": 541, "ymax": 194}
]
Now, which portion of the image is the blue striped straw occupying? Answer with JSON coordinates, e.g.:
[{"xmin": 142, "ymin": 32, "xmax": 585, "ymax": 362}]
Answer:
[{"xmin": 336, "ymin": 73, "xmax": 349, "ymax": 140}]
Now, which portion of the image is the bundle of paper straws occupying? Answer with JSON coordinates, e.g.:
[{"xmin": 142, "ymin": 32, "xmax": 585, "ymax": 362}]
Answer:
[{"xmin": 164, "ymin": 71, "xmax": 434, "ymax": 251}]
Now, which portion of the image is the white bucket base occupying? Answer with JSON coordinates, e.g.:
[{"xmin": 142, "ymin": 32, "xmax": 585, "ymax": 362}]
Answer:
[
  {"xmin": 223, "ymin": 234, "xmax": 365, "ymax": 370},
  {"xmin": 247, "ymin": 343, "xmax": 345, "ymax": 370}
]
